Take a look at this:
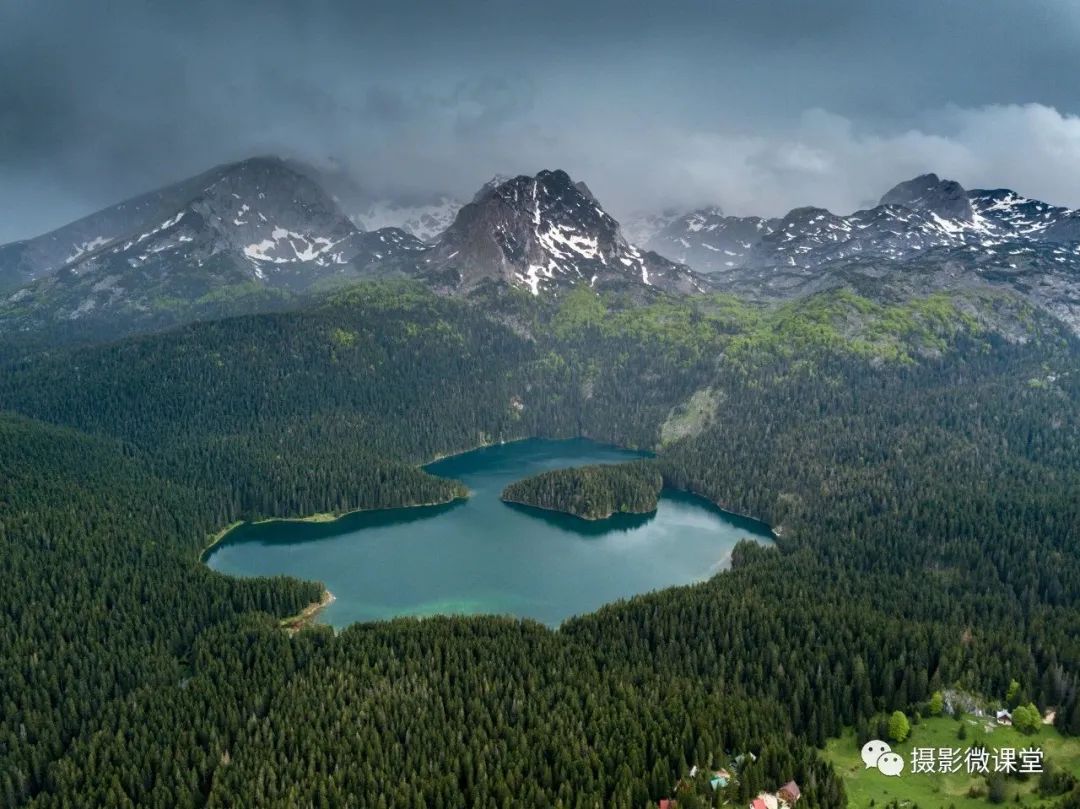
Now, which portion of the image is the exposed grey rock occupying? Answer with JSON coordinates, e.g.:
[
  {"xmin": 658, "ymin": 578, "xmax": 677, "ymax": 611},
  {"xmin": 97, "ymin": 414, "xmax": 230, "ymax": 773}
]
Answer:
[
  {"xmin": 879, "ymin": 173, "xmax": 975, "ymax": 221},
  {"xmin": 635, "ymin": 173, "xmax": 1080, "ymax": 333},
  {"xmin": 423, "ymin": 170, "xmax": 707, "ymax": 295},
  {"xmin": 0, "ymin": 157, "xmax": 427, "ymax": 342},
  {"xmin": 643, "ymin": 208, "xmax": 776, "ymax": 273}
]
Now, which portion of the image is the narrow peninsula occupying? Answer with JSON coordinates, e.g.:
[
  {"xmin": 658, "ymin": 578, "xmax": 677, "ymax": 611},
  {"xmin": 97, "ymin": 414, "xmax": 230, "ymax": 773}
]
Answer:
[{"xmin": 501, "ymin": 461, "xmax": 662, "ymax": 521}]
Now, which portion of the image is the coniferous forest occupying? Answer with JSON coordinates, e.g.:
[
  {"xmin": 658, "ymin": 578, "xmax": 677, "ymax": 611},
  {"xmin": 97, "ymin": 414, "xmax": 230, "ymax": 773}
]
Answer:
[
  {"xmin": 501, "ymin": 461, "xmax": 663, "ymax": 520},
  {"xmin": 1, "ymin": 281, "xmax": 1079, "ymax": 808}
]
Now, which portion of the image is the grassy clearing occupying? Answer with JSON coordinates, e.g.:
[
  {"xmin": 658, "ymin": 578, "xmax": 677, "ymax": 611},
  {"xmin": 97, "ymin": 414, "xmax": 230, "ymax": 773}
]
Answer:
[
  {"xmin": 824, "ymin": 716, "xmax": 1080, "ymax": 809},
  {"xmin": 660, "ymin": 386, "xmax": 720, "ymax": 446}
]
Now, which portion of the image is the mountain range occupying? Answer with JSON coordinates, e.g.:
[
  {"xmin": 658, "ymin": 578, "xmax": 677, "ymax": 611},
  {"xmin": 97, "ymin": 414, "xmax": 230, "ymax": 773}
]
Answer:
[
  {"xmin": 645, "ymin": 173, "xmax": 1080, "ymax": 272},
  {"xmin": 2, "ymin": 158, "xmax": 1079, "ymax": 345},
  {"xmin": 640, "ymin": 174, "xmax": 1080, "ymax": 330}
]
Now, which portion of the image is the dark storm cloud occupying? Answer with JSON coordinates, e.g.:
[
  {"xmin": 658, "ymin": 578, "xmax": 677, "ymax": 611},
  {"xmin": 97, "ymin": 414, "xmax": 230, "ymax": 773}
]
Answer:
[
  {"xmin": 450, "ymin": 76, "xmax": 537, "ymax": 137},
  {"xmin": 2, "ymin": 0, "xmax": 1080, "ymax": 241}
]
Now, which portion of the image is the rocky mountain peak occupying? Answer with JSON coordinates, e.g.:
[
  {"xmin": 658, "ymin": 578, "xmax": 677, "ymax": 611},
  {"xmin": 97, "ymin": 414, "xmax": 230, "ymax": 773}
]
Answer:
[
  {"xmin": 0, "ymin": 155, "xmax": 434, "ymax": 341},
  {"xmin": 879, "ymin": 173, "xmax": 974, "ymax": 222},
  {"xmin": 640, "ymin": 206, "xmax": 775, "ymax": 273},
  {"xmin": 428, "ymin": 170, "xmax": 703, "ymax": 295},
  {"xmin": 472, "ymin": 174, "xmax": 515, "ymax": 203}
]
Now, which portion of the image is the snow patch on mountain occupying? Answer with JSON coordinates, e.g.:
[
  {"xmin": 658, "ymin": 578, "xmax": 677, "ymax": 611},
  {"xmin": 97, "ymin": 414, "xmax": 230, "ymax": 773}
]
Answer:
[
  {"xmin": 243, "ymin": 228, "xmax": 344, "ymax": 265},
  {"xmin": 65, "ymin": 236, "xmax": 112, "ymax": 264}
]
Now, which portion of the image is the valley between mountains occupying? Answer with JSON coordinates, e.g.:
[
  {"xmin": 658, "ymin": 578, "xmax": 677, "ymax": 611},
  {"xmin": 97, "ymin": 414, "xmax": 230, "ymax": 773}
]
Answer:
[{"xmin": 1, "ymin": 159, "xmax": 1079, "ymax": 808}]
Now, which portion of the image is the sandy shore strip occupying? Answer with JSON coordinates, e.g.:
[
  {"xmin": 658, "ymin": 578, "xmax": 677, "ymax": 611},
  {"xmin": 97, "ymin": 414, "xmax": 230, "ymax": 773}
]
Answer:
[{"xmin": 281, "ymin": 589, "xmax": 336, "ymax": 634}]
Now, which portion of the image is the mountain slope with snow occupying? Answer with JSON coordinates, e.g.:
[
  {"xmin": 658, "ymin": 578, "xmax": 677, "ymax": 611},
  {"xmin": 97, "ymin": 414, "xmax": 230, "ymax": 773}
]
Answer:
[
  {"xmin": 650, "ymin": 174, "xmax": 1080, "ymax": 277},
  {"xmin": 5, "ymin": 161, "xmax": 1080, "ymax": 343},
  {"xmin": 423, "ymin": 170, "xmax": 706, "ymax": 295},
  {"xmin": 0, "ymin": 157, "xmax": 428, "ymax": 343},
  {"xmin": 642, "ymin": 207, "xmax": 778, "ymax": 273},
  {"xmin": 0, "ymin": 167, "xmax": 230, "ymax": 294},
  {"xmin": 677, "ymin": 174, "xmax": 1080, "ymax": 332}
]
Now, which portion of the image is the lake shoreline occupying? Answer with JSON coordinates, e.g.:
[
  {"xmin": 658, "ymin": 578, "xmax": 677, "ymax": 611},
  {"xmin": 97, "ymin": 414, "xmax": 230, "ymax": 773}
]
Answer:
[
  {"xmin": 202, "ymin": 436, "xmax": 589, "ymax": 559},
  {"xmin": 427, "ymin": 436, "xmax": 773, "ymax": 536},
  {"xmin": 660, "ymin": 484, "xmax": 778, "ymax": 538},
  {"xmin": 200, "ymin": 438, "xmax": 778, "ymax": 561},
  {"xmin": 281, "ymin": 588, "xmax": 336, "ymax": 634},
  {"xmin": 201, "ymin": 437, "xmax": 779, "ymax": 631},
  {"xmin": 501, "ymin": 496, "xmax": 658, "ymax": 522},
  {"xmin": 199, "ymin": 492, "xmax": 468, "ymax": 562},
  {"xmin": 502, "ymin": 488, "xmax": 776, "ymax": 536},
  {"xmin": 423, "ymin": 434, "xmax": 656, "ymax": 467}
]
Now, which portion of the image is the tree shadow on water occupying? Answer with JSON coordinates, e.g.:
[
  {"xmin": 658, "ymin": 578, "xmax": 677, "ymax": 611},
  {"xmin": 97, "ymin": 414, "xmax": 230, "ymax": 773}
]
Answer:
[{"xmin": 500, "ymin": 500, "xmax": 657, "ymax": 537}]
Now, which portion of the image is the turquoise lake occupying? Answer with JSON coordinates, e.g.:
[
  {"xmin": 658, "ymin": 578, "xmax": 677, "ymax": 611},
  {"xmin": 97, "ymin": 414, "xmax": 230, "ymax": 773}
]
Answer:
[{"xmin": 205, "ymin": 438, "xmax": 773, "ymax": 627}]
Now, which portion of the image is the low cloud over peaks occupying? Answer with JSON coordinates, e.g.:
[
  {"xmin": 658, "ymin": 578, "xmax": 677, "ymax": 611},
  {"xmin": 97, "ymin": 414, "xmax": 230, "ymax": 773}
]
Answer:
[{"xmin": 3, "ymin": 0, "xmax": 1080, "ymax": 240}]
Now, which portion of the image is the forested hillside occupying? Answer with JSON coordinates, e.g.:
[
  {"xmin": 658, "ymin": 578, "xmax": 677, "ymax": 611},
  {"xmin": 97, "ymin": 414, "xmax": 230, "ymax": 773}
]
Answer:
[{"xmin": 1, "ymin": 281, "xmax": 1079, "ymax": 807}]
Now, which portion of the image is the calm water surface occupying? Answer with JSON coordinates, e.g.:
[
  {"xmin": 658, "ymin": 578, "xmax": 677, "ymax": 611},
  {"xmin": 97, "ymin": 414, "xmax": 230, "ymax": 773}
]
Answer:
[{"xmin": 205, "ymin": 438, "xmax": 772, "ymax": 627}]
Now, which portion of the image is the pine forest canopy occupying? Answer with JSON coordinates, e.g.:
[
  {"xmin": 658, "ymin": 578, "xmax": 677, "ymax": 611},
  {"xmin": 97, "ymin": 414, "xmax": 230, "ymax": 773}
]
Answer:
[{"xmin": 0, "ymin": 278, "xmax": 1078, "ymax": 808}]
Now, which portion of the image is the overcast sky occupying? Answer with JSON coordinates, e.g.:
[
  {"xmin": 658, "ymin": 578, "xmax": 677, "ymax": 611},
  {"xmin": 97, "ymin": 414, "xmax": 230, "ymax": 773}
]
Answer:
[{"xmin": 3, "ymin": 0, "xmax": 1080, "ymax": 241}]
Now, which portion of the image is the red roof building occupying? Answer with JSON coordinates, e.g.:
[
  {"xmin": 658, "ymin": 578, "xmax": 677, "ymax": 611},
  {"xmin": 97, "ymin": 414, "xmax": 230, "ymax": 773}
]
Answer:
[
  {"xmin": 779, "ymin": 781, "xmax": 802, "ymax": 804},
  {"xmin": 752, "ymin": 798, "xmax": 769, "ymax": 809}
]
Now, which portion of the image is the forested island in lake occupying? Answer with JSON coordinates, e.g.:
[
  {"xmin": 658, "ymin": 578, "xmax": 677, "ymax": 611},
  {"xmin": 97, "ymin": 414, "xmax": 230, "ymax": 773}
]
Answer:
[{"xmin": 501, "ymin": 460, "xmax": 663, "ymax": 520}]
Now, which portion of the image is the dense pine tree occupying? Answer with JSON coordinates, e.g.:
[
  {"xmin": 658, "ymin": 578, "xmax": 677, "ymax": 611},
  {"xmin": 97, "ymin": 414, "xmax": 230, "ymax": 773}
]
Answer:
[{"xmin": 502, "ymin": 461, "xmax": 662, "ymax": 519}]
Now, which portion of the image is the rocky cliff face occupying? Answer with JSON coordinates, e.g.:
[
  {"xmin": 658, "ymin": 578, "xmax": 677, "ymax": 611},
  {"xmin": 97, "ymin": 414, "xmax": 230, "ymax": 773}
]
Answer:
[{"xmin": 423, "ymin": 170, "xmax": 705, "ymax": 295}]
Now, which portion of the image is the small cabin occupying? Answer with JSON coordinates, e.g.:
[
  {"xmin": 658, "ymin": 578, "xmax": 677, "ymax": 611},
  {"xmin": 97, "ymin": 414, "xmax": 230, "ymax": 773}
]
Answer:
[
  {"xmin": 779, "ymin": 781, "xmax": 802, "ymax": 804},
  {"xmin": 711, "ymin": 768, "xmax": 731, "ymax": 789},
  {"xmin": 996, "ymin": 709, "xmax": 1013, "ymax": 726}
]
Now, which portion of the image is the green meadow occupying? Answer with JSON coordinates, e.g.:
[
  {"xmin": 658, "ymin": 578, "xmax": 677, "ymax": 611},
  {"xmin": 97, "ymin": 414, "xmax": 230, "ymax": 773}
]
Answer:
[{"xmin": 824, "ymin": 716, "xmax": 1080, "ymax": 809}]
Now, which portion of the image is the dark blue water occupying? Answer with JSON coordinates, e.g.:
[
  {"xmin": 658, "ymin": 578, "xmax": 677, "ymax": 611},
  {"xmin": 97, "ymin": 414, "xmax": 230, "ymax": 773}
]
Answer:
[{"xmin": 205, "ymin": 438, "xmax": 772, "ymax": 627}]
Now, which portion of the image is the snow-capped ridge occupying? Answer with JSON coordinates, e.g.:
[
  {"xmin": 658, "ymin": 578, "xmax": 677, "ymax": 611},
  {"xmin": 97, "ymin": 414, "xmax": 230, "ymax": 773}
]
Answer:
[
  {"xmin": 642, "ymin": 172, "xmax": 1080, "ymax": 276},
  {"xmin": 427, "ymin": 169, "xmax": 705, "ymax": 295}
]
